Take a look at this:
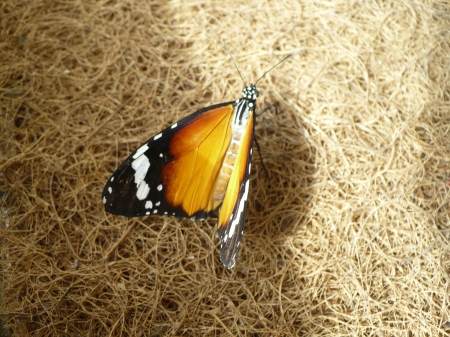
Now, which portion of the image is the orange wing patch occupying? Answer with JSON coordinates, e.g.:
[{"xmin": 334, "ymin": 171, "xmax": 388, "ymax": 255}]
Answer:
[
  {"xmin": 161, "ymin": 105, "xmax": 234, "ymax": 216},
  {"xmin": 217, "ymin": 112, "xmax": 254, "ymax": 229}
]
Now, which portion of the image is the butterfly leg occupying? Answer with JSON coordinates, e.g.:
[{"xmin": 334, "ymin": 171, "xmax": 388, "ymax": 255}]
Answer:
[{"xmin": 255, "ymin": 104, "xmax": 277, "ymax": 116}]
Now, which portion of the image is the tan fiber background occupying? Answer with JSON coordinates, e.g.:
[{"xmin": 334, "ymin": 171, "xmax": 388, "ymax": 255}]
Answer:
[{"xmin": 1, "ymin": 0, "xmax": 450, "ymax": 336}]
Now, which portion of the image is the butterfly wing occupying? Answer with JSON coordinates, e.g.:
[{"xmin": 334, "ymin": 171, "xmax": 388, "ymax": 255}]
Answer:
[
  {"xmin": 102, "ymin": 101, "xmax": 235, "ymax": 219},
  {"xmin": 216, "ymin": 110, "xmax": 255, "ymax": 269}
]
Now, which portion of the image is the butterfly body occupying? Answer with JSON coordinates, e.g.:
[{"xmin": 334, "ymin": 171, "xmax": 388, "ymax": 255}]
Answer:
[{"xmin": 103, "ymin": 84, "xmax": 259, "ymax": 268}]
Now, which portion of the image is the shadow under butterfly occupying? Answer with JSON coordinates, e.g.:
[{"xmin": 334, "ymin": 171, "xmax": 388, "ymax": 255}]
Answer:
[{"xmin": 102, "ymin": 44, "xmax": 299, "ymax": 268}]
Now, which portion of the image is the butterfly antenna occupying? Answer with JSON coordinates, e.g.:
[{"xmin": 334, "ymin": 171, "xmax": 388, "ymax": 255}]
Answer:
[
  {"xmin": 255, "ymin": 51, "xmax": 301, "ymax": 85},
  {"xmin": 221, "ymin": 39, "xmax": 247, "ymax": 87}
]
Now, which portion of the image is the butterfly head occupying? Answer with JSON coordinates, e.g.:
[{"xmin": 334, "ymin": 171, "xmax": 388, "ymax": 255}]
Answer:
[{"xmin": 242, "ymin": 84, "xmax": 259, "ymax": 101}]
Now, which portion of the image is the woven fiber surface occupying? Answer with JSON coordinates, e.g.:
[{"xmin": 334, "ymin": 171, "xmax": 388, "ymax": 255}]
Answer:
[{"xmin": 1, "ymin": 0, "xmax": 450, "ymax": 336}]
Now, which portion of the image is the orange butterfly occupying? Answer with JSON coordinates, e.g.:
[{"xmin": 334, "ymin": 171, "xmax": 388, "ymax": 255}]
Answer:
[{"xmin": 102, "ymin": 48, "xmax": 297, "ymax": 268}]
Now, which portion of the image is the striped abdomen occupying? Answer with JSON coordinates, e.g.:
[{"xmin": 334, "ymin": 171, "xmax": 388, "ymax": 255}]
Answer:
[{"xmin": 213, "ymin": 133, "xmax": 243, "ymax": 202}]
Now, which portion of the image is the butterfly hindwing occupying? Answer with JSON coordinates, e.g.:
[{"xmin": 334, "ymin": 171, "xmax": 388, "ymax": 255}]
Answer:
[
  {"xmin": 216, "ymin": 109, "xmax": 255, "ymax": 269},
  {"xmin": 102, "ymin": 101, "xmax": 235, "ymax": 219}
]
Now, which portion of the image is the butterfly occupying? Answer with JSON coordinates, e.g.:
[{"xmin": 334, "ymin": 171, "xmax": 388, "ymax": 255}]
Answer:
[{"xmin": 102, "ymin": 48, "xmax": 298, "ymax": 268}]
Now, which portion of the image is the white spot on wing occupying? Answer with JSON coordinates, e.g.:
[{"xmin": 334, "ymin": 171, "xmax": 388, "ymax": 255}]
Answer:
[
  {"xmin": 153, "ymin": 209, "xmax": 158, "ymax": 214},
  {"xmin": 132, "ymin": 155, "xmax": 150, "ymax": 184},
  {"xmin": 155, "ymin": 201, "xmax": 160, "ymax": 206},
  {"xmin": 145, "ymin": 200, "xmax": 153, "ymax": 209},
  {"xmin": 102, "ymin": 196, "xmax": 106, "ymax": 204},
  {"xmin": 111, "ymin": 177, "xmax": 114, "ymax": 182},
  {"xmin": 146, "ymin": 211, "xmax": 150, "ymax": 215},
  {"xmin": 159, "ymin": 153, "xmax": 163, "ymax": 157},
  {"xmin": 171, "ymin": 123, "xmax": 178, "ymax": 129},
  {"xmin": 131, "ymin": 155, "xmax": 150, "ymax": 176},
  {"xmin": 136, "ymin": 182, "xmax": 150, "ymax": 200},
  {"xmin": 108, "ymin": 187, "xmax": 112, "ymax": 194},
  {"xmin": 131, "ymin": 155, "xmax": 151, "ymax": 200},
  {"xmin": 154, "ymin": 133, "xmax": 162, "ymax": 140},
  {"xmin": 157, "ymin": 184, "xmax": 163, "ymax": 191},
  {"xmin": 132, "ymin": 144, "xmax": 149, "ymax": 159}
]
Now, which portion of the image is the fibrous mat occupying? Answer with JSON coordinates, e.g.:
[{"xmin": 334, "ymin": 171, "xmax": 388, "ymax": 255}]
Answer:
[{"xmin": 1, "ymin": 0, "xmax": 450, "ymax": 336}]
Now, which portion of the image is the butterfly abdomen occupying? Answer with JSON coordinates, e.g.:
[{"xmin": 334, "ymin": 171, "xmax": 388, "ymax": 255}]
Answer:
[{"xmin": 213, "ymin": 133, "xmax": 243, "ymax": 202}]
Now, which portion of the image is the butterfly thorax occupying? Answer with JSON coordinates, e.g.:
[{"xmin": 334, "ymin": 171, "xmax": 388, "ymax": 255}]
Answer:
[{"xmin": 212, "ymin": 85, "xmax": 258, "ymax": 204}]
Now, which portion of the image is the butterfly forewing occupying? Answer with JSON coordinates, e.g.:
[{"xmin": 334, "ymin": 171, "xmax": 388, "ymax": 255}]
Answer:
[{"xmin": 102, "ymin": 101, "xmax": 235, "ymax": 219}]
